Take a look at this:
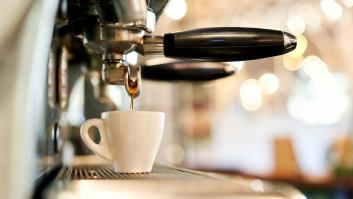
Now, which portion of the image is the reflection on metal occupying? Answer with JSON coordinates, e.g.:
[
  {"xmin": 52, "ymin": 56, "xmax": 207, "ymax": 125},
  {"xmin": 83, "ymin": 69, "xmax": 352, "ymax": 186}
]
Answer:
[
  {"xmin": 47, "ymin": 164, "xmax": 306, "ymax": 199},
  {"xmin": 58, "ymin": 165, "xmax": 208, "ymax": 180},
  {"xmin": 102, "ymin": 59, "xmax": 128, "ymax": 85},
  {"xmin": 283, "ymin": 32, "xmax": 298, "ymax": 54},
  {"xmin": 59, "ymin": 47, "xmax": 69, "ymax": 109},
  {"xmin": 0, "ymin": 0, "xmax": 59, "ymax": 198},
  {"xmin": 83, "ymin": 23, "xmax": 144, "ymax": 55},
  {"xmin": 67, "ymin": 76, "xmax": 85, "ymax": 126},
  {"xmin": 137, "ymin": 35, "xmax": 164, "ymax": 56},
  {"xmin": 112, "ymin": 0, "xmax": 147, "ymax": 24}
]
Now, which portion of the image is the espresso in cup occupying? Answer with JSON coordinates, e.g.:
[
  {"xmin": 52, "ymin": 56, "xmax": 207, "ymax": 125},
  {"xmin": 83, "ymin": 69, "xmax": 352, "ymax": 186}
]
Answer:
[{"xmin": 80, "ymin": 111, "xmax": 165, "ymax": 173}]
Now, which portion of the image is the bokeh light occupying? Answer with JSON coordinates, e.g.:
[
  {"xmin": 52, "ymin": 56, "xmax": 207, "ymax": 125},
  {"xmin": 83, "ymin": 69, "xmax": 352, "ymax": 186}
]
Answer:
[
  {"xmin": 302, "ymin": 55, "xmax": 330, "ymax": 80},
  {"xmin": 321, "ymin": 0, "xmax": 343, "ymax": 21},
  {"xmin": 259, "ymin": 73, "xmax": 280, "ymax": 95},
  {"xmin": 126, "ymin": 51, "xmax": 138, "ymax": 65},
  {"xmin": 287, "ymin": 15, "xmax": 306, "ymax": 35},
  {"xmin": 287, "ymin": 73, "xmax": 349, "ymax": 125},
  {"xmin": 305, "ymin": 8, "xmax": 322, "ymax": 33},
  {"xmin": 226, "ymin": 61, "xmax": 245, "ymax": 72},
  {"xmin": 240, "ymin": 79, "xmax": 263, "ymax": 111},
  {"xmin": 165, "ymin": 0, "xmax": 187, "ymax": 20},
  {"xmin": 283, "ymin": 55, "xmax": 303, "ymax": 71},
  {"xmin": 342, "ymin": 0, "xmax": 353, "ymax": 8},
  {"xmin": 287, "ymin": 34, "xmax": 308, "ymax": 58}
]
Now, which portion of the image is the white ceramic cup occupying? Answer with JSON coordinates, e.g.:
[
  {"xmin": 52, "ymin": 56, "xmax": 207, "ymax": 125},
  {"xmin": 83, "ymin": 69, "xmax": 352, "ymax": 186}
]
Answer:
[{"xmin": 80, "ymin": 111, "xmax": 165, "ymax": 173}]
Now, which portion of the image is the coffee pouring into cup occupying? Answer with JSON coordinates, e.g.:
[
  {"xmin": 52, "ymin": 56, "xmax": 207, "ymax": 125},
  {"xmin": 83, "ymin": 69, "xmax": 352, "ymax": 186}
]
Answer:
[{"xmin": 81, "ymin": 69, "xmax": 163, "ymax": 172}]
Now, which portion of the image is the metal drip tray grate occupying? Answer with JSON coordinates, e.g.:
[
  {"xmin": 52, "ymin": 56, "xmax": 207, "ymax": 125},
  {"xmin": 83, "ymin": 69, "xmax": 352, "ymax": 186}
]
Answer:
[
  {"xmin": 58, "ymin": 165, "xmax": 211, "ymax": 180},
  {"xmin": 49, "ymin": 164, "xmax": 304, "ymax": 199}
]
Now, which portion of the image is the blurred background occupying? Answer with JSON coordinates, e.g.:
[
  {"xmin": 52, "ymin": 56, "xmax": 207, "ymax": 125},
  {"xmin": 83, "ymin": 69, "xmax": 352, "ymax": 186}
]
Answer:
[
  {"xmin": 7, "ymin": 0, "xmax": 353, "ymax": 198},
  {"xmin": 133, "ymin": 0, "xmax": 353, "ymax": 198}
]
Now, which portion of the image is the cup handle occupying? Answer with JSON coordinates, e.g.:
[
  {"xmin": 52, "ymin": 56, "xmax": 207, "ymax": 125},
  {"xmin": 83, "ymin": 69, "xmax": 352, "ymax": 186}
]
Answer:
[{"xmin": 80, "ymin": 119, "xmax": 113, "ymax": 161}]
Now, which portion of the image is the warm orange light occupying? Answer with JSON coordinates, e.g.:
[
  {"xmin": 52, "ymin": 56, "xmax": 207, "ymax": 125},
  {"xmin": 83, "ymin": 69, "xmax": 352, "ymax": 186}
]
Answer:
[{"xmin": 283, "ymin": 55, "xmax": 303, "ymax": 71}]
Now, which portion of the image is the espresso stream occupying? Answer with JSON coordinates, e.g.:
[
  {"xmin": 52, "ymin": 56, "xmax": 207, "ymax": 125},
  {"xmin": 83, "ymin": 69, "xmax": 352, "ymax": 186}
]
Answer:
[
  {"xmin": 130, "ymin": 95, "xmax": 134, "ymax": 111},
  {"xmin": 126, "ymin": 78, "xmax": 138, "ymax": 111}
]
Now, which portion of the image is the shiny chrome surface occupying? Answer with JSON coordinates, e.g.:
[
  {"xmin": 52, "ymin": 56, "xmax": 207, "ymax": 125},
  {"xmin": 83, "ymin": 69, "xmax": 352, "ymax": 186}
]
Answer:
[
  {"xmin": 112, "ymin": 0, "xmax": 147, "ymax": 24},
  {"xmin": 145, "ymin": 10, "xmax": 157, "ymax": 32},
  {"xmin": 101, "ymin": 56, "xmax": 141, "ymax": 96},
  {"xmin": 81, "ymin": 2, "xmax": 156, "ymax": 95},
  {"xmin": 50, "ymin": 181, "xmax": 296, "ymax": 199},
  {"xmin": 58, "ymin": 165, "xmax": 209, "ymax": 180},
  {"xmin": 102, "ymin": 59, "xmax": 128, "ymax": 85},
  {"xmin": 119, "ymin": 9, "xmax": 157, "ymax": 32},
  {"xmin": 46, "ymin": 163, "xmax": 305, "ymax": 199},
  {"xmin": 138, "ymin": 35, "xmax": 164, "ymax": 56},
  {"xmin": 83, "ymin": 23, "xmax": 144, "ymax": 55},
  {"xmin": 0, "ymin": 0, "xmax": 59, "ymax": 198},
  {"xmin": 283, "ymin": 32, "xmax": 297, "ymax": 54}
]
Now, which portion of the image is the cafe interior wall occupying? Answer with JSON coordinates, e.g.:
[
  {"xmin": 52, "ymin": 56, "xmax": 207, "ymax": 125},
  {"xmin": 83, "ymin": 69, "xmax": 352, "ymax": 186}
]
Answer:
[{"xmin": 138, "ymin": 0, "xmax": 353, "ymax": 179}]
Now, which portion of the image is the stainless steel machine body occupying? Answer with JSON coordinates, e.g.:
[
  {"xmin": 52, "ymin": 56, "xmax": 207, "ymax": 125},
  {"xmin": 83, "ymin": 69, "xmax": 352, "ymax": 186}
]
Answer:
[{"xmin": 0, "ymin": 1, "xmax": 59, "ymax": 199}]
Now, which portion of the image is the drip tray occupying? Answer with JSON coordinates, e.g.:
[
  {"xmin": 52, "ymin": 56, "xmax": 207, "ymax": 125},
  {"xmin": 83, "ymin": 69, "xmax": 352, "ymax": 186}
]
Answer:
[
  {"xmin": 47, "ymin": 163, "xmax": 304, "ymax": 199},
  {"xmin": 58, "ymin": 165, "xmax": 210, "ymax": 180}
]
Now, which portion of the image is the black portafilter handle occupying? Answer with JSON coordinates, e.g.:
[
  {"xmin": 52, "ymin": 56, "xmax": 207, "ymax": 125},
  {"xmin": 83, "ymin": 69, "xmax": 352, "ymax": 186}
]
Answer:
[
  {"xmin": 163, "ymin": 27, "xmax": 297, "ymax": 61},
  {"xmin": 141, "ymin": 61, "xmax": 236, "ymax": 81}
]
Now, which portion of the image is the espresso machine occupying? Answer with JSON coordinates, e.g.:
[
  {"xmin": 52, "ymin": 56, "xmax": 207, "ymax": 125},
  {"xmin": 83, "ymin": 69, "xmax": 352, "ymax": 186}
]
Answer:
[{"xmin": 0, "ymin": 0, "xmax": 302, "ymax": 198}]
